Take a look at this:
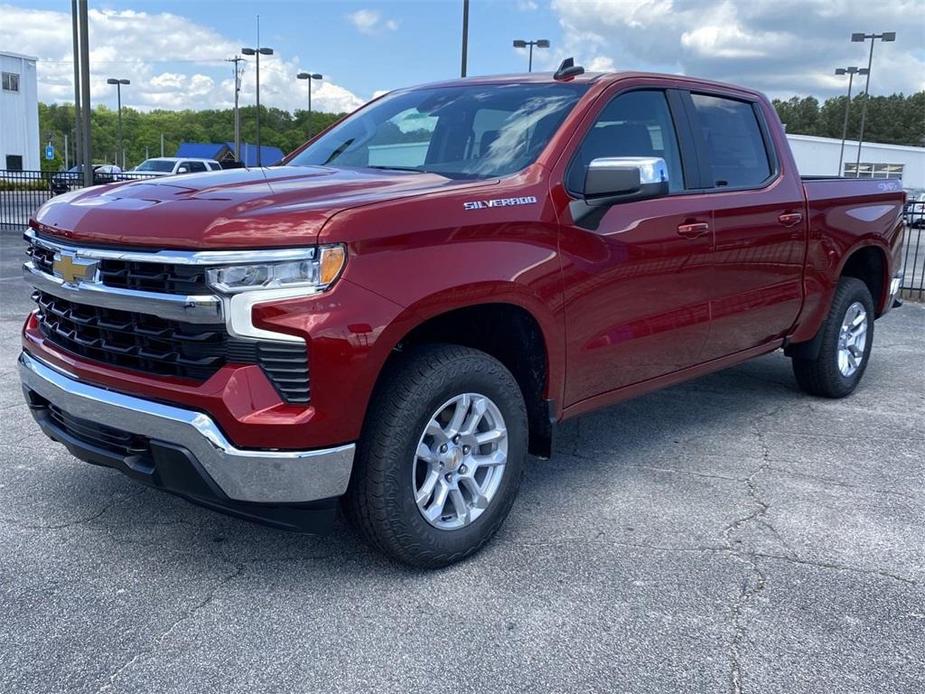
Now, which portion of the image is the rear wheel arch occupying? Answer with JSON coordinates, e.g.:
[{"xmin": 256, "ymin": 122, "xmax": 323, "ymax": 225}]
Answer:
[
  {"xmin": 786, "ymin": 243, "xmax": 887, "ymax": 360},
  {"xmin": 838, "ymin": 244, "xmax": 888, "ymax": 316}
]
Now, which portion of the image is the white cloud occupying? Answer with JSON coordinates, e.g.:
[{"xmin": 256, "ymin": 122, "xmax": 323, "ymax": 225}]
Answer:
[
  {"xmin": 347, "ymin": 9, "xmax": 399, "ymax": 35},
  {"xmin": 549, "ymin": 0, "xmax": 925, "ymax": 98},
  {"xmin": 0, "ymin": 4, "xmax": 366, "ymax": 113},
  {"xmin": 517, "ymin": 0, "xmax": 540, "ymax": 10}
]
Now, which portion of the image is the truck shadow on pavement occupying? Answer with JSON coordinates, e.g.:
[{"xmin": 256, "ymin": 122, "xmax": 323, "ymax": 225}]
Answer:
[{"xmin": 66, "ymin": 349, "xmax": 806, "ymax": 574}]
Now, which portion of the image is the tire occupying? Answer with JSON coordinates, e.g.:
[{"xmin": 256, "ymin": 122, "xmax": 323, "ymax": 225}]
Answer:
[
  {"xmin": 343, "ymin": 344, "xmax": 528, "ymax": 568},
  {"xmin": 792, "ymin": 277, "xmax": 875, "ymax": 398}
]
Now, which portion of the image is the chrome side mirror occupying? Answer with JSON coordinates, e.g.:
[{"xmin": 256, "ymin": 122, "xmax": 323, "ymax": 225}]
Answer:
[
  {"xmin": 176, "ymin": 166, "xmax": 189, "ymax": 174},
  {"xmin": 584, "ymin": 156, "xmax": 669, "ymax": 200},
  {"xmin": 570, "ymin": 156, "xmax": 670, "ymax": 229}
]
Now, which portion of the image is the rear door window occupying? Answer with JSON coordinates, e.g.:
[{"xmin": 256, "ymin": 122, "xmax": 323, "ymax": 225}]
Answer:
[
  {"xmin": 690, "ymin": 94, "xmax": 771, "ymax": 188},
  {"xmin": 185, "ymin": 161, "xmax": 208, "ymax": 173}
]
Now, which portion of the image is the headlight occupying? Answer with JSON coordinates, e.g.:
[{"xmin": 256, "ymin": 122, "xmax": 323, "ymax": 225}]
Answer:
[{"xmin": 206, "ymin": 244, "xmax": 346, "ymax": 294}]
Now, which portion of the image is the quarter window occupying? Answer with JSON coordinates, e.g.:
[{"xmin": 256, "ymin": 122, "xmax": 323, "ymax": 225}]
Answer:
[
  {"xmin": 2, "ymin": 72, "xmax": 19, "ymax": 92},
  {"xmin": 567, "ymin": 90, "xmax": 685, "ymax": 194},
  {"xmin": 690, "ymin": 94, "xmax": 771, "ymax": 188}
]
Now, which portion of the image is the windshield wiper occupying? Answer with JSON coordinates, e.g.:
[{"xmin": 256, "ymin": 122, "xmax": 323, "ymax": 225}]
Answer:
[
  {"xmin": 366, "ymin": 165, "xmax": 426, "ymax": 173},
  {"xmin": 323, "ymin": 138, "xmax": 355, "ymax": 165},
  {"xmin": 365, "ymin": 165, "xmax": 480, "ymax": 180}
]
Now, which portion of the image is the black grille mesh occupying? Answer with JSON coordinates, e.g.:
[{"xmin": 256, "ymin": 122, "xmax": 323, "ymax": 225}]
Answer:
[{"xmin": 34, "ymin": 291, "xmax": 310, "ymax": 403}]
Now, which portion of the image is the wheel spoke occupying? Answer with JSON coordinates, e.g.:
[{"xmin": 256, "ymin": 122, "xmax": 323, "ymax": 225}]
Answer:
[
  {"xmin": 459, "ymin": 396, "xmax": 488, "ymax": 436},
  {"xmin": 415, "ymin": 469, "xmax": 440, "ymax": 505},
  {"xmin": 416, "ymin": 442, "xmax": 434, "ymax": 463},
  {"xmin": 460, "ymin": 476, "xmax": 489, "ymax": 509},
  {"xmin": 475, "ymin": 428, "xmax": 505, "ymax": 446},
  {"xmin": 424, "ymin": 481, "xmax": 450, "ymax": 522},
  {"xmin": 446, "ymin": 394, "xmax": 471, "ymax": 435},
  {"xmin": 425, "ymin": 419, "xmax": 448, "ymax": 443},
  {"xmin": 471, "ymin": 449, "xmax": 506, "ymax": 468},
  {"xmin": 450, "ymin": 488, "xmax": 470, "ymax": 525}
]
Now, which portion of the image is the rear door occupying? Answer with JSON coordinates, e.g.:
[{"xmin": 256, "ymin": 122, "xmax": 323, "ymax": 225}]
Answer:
[
  {"xmin": 556, "ymin": 87, "xmax": 716, "ymax": 404},
  {"xmin": 685, "ymin": 91, "xmax": 806, "ymax": 359}
]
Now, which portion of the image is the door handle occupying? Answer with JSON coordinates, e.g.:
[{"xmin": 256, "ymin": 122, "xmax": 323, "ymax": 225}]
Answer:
[
  {"xmin": 677, "ymin": 222, "xmax": 710, "ymax": 239},
  {"xmin": 778, "ymin": 212, "xmax": 803, "ymax": 227}
]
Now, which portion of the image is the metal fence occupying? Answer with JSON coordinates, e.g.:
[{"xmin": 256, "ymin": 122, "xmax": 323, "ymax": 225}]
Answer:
[
  {"xmin": 1, "ymin": 168, "xmax": 924, "ymax": 301},
  {"xmin": 902, "ymin": 200, "xmax": 925, "ymax": 302},
  {"xmin": 0, "ymin": 168, "xmax": 159, "ymax": 228}
]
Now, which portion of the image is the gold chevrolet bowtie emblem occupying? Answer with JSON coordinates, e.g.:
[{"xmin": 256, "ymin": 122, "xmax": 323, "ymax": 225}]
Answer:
[{"xmin": 52, "ymin": 252, "xmax": 98, "ymax": 285}]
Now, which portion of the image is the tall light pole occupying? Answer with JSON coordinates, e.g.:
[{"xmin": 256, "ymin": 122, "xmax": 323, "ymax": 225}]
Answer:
[
  {"xmin": 70, "ymin": 0, "xmax": 82, "ymax": 175},
  {"xmin": 77, "ymin": 0, "xmax": 92, "ymax": 187},
  {"xmin": 242, "ymin": 17, "xmax": 274, "ymax": 167},
  {"xmin": 512, "ymin": 39, "xmax": 550, "ymax": 72},
  {"xmin": 834, "ymin": 67, "xmax": 867, "ymax": 176},
  {"xmin": 106, "ymin": 78, "xmax": 130, "ymax": 168},
  {"xmin": 297, "ymin": 72, "xmax": 323, "ymax": 138},
  {"xmin": 851, "ymin": 31, "xmax": 896, "ymax": 176},
  {"xmin": 226, "ymin": 55, "xmax": 245, "ymax": 162},
  {"xmin": 460, "ymin": 0, "xmax": 469, "ymax": 78}
]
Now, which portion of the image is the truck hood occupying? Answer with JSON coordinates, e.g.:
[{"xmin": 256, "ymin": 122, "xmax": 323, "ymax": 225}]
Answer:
[{"xmin": 33, "ymin": 166, "xmax": 485, "ymax": 249}]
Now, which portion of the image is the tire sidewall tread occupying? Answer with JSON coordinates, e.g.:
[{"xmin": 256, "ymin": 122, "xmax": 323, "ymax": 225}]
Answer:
[
  {"xmin": 792, "ymin": 277, "xmax": 875, "ymax": 398},
  {"xmin": 344, "ymin": 344, "xmax": 528, "ymax": 568}
]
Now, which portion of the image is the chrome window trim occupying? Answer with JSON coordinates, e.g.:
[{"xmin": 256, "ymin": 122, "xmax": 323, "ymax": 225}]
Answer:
[{"xmin": 26, "ymin": 228, "xmax": 317, "ymax": 265}]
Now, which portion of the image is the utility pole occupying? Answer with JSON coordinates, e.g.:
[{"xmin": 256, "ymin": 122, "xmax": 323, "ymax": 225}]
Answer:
[
  {"xmin": 226, "ymin": 55, "xmax": 245, "ymax": 161},
  {"xmin": 77, "ymin": 0, "xmax": 92, "ymax": 187},
  {"xmin": 160, "ymin": 133, "xmax": 164, "ymax": 157},
  {"xmin": 64, "ymin": 133, "xmax": 69, "ymax": 168},
  {"xmin": 460, "ymin": 0, "xmax": 470, "ymax": 78},
  {"xmin": 70, "ymin": 0, "xmax": 83, "ymax": 174}
]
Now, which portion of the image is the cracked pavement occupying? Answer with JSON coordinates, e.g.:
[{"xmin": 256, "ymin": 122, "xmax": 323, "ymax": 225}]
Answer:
[{"xmin": 1, "ymin": 231, "xmax": 924, "ymax": 693}]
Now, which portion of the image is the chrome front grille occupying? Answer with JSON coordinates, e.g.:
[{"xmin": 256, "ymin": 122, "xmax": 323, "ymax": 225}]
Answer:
[{"xmin": 24, "ymin": 231, "xmax": 311, "ymax": 403}]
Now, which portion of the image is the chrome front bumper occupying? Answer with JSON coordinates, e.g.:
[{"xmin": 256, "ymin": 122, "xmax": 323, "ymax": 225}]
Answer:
[{"xmin": 19, "ymin": 352, "xmax": 354, "ymax": 504}]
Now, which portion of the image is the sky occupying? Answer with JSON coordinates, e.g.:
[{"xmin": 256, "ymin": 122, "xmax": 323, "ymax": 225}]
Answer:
[{"xmin": 1, "ymin": 0, "xmax": 923, "ymax": 115}]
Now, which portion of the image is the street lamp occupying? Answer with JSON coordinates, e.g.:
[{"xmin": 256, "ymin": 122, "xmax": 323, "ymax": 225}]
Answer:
[
  {"xmin": 241, "ymin": 45, "xmax": 274, "ymax": 166},
  {"xmin": 512, "ymin": 39, "xmax": 550, "ymax": 72},
  {"xmin": 297, "ymin": 72, "xmax": 323, "ymax": 138},
  {"xmin": 834, "ymin": 67, "xmax": 868, "ymax": 176},
  {"xmin": 106, "ymin": 77, "xmax": 130, "ymax": 168},
  {"xmin": 850, "ymin": 31, "xmax": 896, "ymax": 176}
]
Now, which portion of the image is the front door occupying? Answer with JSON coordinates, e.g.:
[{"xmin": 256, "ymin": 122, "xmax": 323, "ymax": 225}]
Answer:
[{"xmin": 556, "ymin": 88, "xmax": 715, "ymax": 405}]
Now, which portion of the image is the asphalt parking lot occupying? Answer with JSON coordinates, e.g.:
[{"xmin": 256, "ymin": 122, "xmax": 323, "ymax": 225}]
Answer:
[{"xmin": 1, "ymin": 229, "xmax": 923, "ymax": 693}]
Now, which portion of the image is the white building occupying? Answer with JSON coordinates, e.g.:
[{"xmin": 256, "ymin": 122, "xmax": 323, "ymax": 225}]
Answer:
[
  {"xmin": 0, "ymin": 51, "xmax": 40, "ymax": 171},
  {"xmin": 787, "ymin": 133, "xmax": 925, "ymax": 191}
]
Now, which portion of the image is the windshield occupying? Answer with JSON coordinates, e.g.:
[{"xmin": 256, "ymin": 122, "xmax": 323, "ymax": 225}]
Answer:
[
  {"xmin": 288, "ymin": 83, "xmax": 588, "ymax": 179},
  {"xmin": 135, "ymin": 160, "xmax": 175, "ymax": 172}
]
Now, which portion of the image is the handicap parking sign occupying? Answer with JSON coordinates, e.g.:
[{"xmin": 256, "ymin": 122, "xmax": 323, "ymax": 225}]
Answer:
[{"xmin": 45, "ymin": 144, "xmax": 55, "ymax": 160}]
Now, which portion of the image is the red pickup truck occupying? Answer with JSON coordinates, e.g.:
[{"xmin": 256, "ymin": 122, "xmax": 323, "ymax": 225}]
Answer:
[{"xmin": 20, "ymin": 63, "xmax": 905, "ymax": 567}]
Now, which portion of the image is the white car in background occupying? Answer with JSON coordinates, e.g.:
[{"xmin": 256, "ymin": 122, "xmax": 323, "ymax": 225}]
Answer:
[
  {"xmin": 904, "ymin": 190, "xmax": 925, "ymax": 228},
  {"xmin": 130, "ymin": 157, "xmax": 223, "ymax": 177}
]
